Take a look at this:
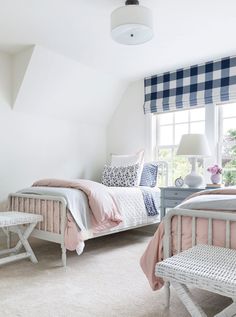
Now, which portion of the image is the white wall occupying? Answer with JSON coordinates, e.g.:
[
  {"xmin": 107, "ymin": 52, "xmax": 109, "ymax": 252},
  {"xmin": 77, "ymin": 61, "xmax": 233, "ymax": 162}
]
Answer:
[
  {"xmin": 13, "ymin": 46, "xmax": 128, "ymax": 125},
  {"xmin": 0, "ymin": 51, "xmax": 107, "ymax": 209},
  {"xmin": 107, "ymin": 80, "xmax": 148, "ymax": 158}
]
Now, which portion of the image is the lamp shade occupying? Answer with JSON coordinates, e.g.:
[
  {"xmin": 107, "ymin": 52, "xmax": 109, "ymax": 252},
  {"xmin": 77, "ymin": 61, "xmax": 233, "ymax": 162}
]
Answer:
[
  {"xmin": 176, "ymin": 134, "xmax": 211, "ymax": 157},
  {"xmin": 111, "ymin": 5, "xmax": 153, "ymax": 45}
]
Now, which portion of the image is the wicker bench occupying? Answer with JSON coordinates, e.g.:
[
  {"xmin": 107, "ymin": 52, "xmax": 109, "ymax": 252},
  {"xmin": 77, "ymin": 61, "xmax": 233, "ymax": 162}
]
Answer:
[
  {"xmin": 156, "ymin": 244, "xmax": 236, "ymax": 317},
  {"xmin": 0, "ymin": 211, "xmax": 43, "ymax": 266}
]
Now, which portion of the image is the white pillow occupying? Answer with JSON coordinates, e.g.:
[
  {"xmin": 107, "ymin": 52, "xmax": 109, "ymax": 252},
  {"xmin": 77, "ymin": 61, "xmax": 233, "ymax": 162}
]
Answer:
[{"xmin": 110, "ymin": 150, "xmax": 144, "ymax": 185}]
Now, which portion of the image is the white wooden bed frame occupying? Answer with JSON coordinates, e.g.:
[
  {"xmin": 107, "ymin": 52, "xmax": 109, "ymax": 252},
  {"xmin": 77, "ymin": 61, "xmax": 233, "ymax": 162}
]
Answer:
[
  {"xmin": 7, "ymin": 161, "xmax": 169, "ymax": 267},
  {"xmin": 162, "ymin": 207, "xmax": 236, "ymax": 308}
]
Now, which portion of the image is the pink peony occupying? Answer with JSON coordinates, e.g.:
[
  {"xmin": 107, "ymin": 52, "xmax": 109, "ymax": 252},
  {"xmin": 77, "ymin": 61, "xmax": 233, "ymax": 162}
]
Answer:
[{"xmin": 207, "ymin": 164, "xmax": 222, "ymax": 175}]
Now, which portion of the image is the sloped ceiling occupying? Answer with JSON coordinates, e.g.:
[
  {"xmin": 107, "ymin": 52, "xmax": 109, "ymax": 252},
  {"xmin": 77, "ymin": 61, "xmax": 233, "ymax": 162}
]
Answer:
[
  {"xmin": 12, "ymin": 46, "xmax": 34, "ymax": 105},
  {"xmin": 0, "ymin": 0, "xmax": 236, "ymax": 125},
  {"xmin": 0, "ymin": 0, "xmax": 236, "ymax": 80},
  {"xmin": 12, "ymin": 45, "xmax": 127, "ymax": 124}
]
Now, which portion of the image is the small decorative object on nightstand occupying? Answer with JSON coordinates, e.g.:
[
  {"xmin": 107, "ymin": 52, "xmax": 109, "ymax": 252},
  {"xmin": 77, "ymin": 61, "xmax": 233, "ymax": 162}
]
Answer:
[
  {"xmin": 206, "ymin": 183, "xmax": 224, "ymax": 189},
  {"xmin": 160, "ymin": 186, "xmax": 204, "ymax": 219},
  {"xmin": 174, "ymin": 177, "xmax": 184, "ymax": 188},
  {"xmin": 207, "ymin": 164, "xmax": 222, "ymax": 184}
]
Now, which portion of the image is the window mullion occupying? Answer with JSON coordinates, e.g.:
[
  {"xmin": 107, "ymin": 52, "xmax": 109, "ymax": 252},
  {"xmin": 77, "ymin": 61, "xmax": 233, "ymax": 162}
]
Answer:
[
  {"xmin": 188, "ymin": 110, "xmax": 191, "ymax": 133},
  {"xmin": 218, "ymin": 106, "xmax": 223, "ymax": 165},
  {"xmin": 173, "ymin": 112, "xmax": 175, "ymax": 145}
]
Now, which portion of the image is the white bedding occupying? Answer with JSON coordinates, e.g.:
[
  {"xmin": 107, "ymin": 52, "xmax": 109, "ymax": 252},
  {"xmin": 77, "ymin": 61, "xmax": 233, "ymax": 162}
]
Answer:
[
  {"xmin": 19, "ymin": 186, "xmax": 161, "ymax": 238},
  {"xmin": 106, "ymin": 186, "xmax": 160, "ymax": 231},
  {"xmin": 178, "ymin": 194, "xmax": 236, "ymax": 210}
]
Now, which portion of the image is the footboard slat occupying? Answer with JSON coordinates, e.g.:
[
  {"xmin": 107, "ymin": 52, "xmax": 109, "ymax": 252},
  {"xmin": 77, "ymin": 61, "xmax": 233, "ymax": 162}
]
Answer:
[
  {"xmin": 36, "ymin": 199, "xmax": 41, "ymax": 230},
  {"xmin": 177, "ymin": 215, "xmax": 181, "ymax": 253},
  {"xmin": 226, "ymin": 220, "xmax": 230, "ymax": 248},
  {"xmin": 47, "ymin": 201, "xmax": 53, "ymax": 233},
  {"xmin": 191, "ymin": 217, "xmax": 196, "ymax": 247},
  {"xmin": 208, "ymin": 218, "xmax": 212, "ymax": 245},
  {"xmin": 54, "ymin": 201, "xmax": 60, "ymax": 233}
]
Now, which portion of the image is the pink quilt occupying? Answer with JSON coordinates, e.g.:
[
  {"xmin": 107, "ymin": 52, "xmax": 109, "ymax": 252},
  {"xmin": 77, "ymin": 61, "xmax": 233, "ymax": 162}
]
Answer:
[
  {"xmin": 33, "ymin": 179, "xmax": 122, "ymax": 251},
  {"xmin": 140, "ymin": 188, "xmax": 236, "ymax": 290}
]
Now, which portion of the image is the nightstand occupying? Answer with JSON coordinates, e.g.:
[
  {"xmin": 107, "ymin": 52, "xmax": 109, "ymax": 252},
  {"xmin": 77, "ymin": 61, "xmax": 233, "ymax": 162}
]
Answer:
[{"xmin": 160, "ymin": 186, "xmax": 205, "ymax": 219}]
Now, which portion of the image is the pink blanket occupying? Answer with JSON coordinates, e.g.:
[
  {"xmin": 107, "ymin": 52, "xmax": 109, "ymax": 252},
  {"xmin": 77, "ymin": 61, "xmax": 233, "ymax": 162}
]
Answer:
[
  {"xmin": 140, "ymin": 188, "xmax": 236, "ymax": 290},
  {"xmin": 33, "ymin": 179, "xmax": 122, "ymax": 250}
]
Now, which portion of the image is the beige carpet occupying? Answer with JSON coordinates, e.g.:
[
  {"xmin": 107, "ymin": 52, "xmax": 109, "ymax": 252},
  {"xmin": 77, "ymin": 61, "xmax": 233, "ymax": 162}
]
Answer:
[{"xmin": 0, "ymin": 226, "xmax": 231, "ymax": 317}]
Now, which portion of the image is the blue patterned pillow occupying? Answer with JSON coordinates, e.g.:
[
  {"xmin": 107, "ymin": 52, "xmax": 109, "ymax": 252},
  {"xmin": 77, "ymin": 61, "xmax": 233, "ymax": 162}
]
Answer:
[
  {"xmin": 139, "ymin": 162, "xmax": 158, "ymax": 187},
  {"xmin": 102, "ymin": 164, "xmax": 139, "ymax": 187}
]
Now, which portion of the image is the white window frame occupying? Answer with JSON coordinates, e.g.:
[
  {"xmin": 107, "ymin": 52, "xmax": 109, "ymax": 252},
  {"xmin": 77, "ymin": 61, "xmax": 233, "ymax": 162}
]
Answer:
[
  {"xmin": 146, "ymin": 102, "xmax": 236, "ymax": 185},
  {"xmin": 155, "ymin": 109, "xmax": 206, "ymax": 184}
]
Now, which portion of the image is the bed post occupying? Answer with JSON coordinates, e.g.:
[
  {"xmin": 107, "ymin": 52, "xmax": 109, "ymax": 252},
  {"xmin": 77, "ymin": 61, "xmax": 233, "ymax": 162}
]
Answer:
[
  {"xmin": 61, "ymin": 243, "xmax": 67, "ymax": 267},
  {"xmin": 163, "ymin": 210, "xmax": 172, "ymax": 308},
  {"xmin": 60, "ymin": 199, "xmax": 67, "ymax": 268}
]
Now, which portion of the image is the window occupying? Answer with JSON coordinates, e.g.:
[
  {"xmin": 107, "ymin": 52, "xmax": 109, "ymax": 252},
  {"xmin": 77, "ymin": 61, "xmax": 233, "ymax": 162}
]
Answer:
[
  {"xmin": 154, "ymin": 103, "xmax": 236, "ymax": 186},
  {"xmin": 156, "ymin": 108, "xmax": 205, "ymax": 185},
  {"xmin": 218, "ymin": 103, "xmax": 236, "ymax": 185}
]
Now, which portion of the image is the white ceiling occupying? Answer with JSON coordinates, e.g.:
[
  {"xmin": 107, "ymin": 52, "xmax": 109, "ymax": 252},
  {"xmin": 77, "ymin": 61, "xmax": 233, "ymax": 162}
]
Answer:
[{"xmin": 0, "ymin": 0, "xmax": 236, "ymax": 80}]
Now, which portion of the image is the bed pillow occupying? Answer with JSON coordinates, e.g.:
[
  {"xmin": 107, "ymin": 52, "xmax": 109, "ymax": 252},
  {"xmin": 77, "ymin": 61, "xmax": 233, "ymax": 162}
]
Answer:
[
  {"xmin": 110, "ymin": 150, "xmax": 144, "ymax": 166},
  {"xmin": 139, "ymin": 162, "xmax": 158, "ymax": 187},
  {"xmin": 101, "ymin": 164, "xmax": 139, "ymax": 187},
  {"xmin": 110, "ymin": 150, "xmax": 144, "ymax": 184}
]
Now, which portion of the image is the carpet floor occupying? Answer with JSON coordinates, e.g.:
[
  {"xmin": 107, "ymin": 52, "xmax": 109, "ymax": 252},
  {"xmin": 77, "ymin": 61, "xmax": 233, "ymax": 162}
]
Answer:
[{"xmin": 0, "ymin": 226, "xmax": 231, "ymax": 317}]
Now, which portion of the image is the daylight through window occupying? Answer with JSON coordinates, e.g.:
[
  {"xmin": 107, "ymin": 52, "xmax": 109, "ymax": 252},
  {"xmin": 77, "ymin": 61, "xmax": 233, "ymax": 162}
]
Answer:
[
  {"xmin": 155, "ymin": 108, "xmax": 205, "ymax": 185},
  {"xmin": 218, "ymin": 103, "xmax": 236, "ymax": 186}
]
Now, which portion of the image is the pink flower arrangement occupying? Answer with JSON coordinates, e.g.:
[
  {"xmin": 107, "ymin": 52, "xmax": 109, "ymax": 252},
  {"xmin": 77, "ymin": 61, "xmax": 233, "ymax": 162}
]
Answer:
[{"xmin": 207, "ymin": 164, "xmax": 222, "ymax": 175}]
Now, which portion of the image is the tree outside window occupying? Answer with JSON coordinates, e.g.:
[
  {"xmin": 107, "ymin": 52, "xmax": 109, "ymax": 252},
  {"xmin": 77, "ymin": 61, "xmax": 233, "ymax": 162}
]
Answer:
[
  {"xmin": 218, "ymin": 104, "xmax": 236, "ymax": 186},
  {"xmin": 221, "ymin": 129, "xmax": 236, "ymax": 186}
]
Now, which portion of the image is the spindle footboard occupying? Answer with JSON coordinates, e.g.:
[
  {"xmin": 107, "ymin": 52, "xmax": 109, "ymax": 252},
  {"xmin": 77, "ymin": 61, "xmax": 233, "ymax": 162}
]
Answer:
[
  {"xmin": 8, "ymin": 193, "xmax": 67, "ymax": 266},
  {"xmin": 162, "ymin": 208, "xmax": 236, "ymax": 307}
]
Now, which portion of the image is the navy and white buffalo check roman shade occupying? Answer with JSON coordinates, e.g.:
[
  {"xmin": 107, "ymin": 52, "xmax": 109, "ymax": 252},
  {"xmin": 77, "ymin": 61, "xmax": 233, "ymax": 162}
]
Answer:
[{"xmin": 144, "ymin": 56, "xmax": 236, "ymax": 114}]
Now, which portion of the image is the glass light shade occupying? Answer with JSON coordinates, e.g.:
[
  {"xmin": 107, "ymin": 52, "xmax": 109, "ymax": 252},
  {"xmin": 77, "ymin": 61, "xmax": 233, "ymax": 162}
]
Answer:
[{"xmin": 111, "ymin": 5, "xmax": 153, "ymax": 45}]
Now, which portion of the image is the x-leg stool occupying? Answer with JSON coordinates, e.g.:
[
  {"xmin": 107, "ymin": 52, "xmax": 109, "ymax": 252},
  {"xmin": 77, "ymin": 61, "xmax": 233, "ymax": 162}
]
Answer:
[{"xmin": 0, "ymin": 212, "xmax": 43, "ymax": 266}]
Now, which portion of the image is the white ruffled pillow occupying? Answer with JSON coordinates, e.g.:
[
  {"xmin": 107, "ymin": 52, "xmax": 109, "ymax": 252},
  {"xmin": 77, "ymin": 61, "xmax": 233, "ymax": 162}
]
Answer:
[{"xmin": 110, "ymin": 150, "xmax": 144, "ymax": 185}]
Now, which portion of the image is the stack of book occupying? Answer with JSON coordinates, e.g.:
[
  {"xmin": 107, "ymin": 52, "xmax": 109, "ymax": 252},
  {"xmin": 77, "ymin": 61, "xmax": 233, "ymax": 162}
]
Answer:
[{"xmin": 205, "ymin": 183, "xmax": 224, "ymax": 189}]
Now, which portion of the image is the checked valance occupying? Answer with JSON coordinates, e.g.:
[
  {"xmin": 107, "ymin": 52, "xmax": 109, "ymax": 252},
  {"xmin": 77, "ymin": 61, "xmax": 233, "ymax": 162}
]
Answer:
[{"xmin": 144, "ymin": 56, "xmax": 236, "ymax": 114}]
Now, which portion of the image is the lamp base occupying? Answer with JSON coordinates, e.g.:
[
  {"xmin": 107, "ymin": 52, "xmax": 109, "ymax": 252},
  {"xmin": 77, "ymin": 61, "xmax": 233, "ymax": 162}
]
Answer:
[{"xmin": 184, "ymin": 172, "xmax": 204, "ymax": 188}]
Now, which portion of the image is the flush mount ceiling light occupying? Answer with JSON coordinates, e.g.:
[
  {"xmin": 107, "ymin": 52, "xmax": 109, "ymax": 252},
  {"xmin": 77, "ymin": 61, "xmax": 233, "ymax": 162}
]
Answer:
[{"xmin": 111, "ymin": 0, "xmax": 153, "ymax": 45}]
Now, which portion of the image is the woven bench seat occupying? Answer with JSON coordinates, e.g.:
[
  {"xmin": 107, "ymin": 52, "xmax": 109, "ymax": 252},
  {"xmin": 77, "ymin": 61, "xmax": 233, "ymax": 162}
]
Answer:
[
  {"xmin": 0, "ymin": 212, "xmax": 42, "ymax": 228},
  {"xmin": 156, "ymin": 245, "xmax": 236, "ymax": 317}
]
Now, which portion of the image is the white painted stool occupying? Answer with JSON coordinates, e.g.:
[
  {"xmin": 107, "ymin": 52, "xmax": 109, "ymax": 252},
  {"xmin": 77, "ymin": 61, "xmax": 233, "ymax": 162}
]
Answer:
[
  {"xmin": 0, "ymin": 212, "xmax": 43, "ymax": 265},
  {"xmin": 156, "ymin": 244, "xmax": 236, "ymax": 317}
]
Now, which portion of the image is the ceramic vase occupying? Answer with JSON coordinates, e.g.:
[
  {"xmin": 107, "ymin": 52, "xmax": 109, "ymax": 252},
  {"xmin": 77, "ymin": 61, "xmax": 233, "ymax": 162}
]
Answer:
[{"xmin": 211, "ymin": 173, "xmax": 221, "ymax": 184}]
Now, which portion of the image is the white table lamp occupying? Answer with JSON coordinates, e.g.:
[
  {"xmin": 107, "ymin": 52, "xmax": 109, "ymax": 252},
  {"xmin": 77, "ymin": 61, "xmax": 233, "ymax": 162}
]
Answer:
[{"xmin": 177, "ymin": 134, "xmax": 211, "ymax": 188}]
